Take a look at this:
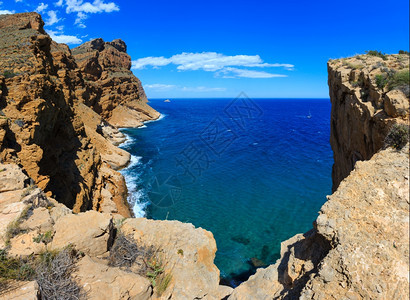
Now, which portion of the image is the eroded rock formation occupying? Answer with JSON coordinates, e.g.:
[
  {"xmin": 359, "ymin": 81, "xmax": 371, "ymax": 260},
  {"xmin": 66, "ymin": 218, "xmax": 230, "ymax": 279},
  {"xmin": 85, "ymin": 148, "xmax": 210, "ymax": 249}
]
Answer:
[
  {"xmin": 72, "ymin": 38, "xmax": 160, "ymax": 127},
  {"xmin": 0, "ymin": 12, "xmax": 158, "ymax": 215},
  {"xmin": 328, "ymin": 54, "xmax": 409, "ymax": 191}
]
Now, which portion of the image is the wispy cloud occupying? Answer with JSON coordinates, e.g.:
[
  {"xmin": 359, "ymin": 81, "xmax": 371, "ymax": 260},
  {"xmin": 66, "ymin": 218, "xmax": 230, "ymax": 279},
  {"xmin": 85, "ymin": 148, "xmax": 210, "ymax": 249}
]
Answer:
[
  {"xmin": 48, "ymin": 30, "xmax": 82, "ymax": 45},
  {"xmin": 45, "ymin": 10, "xmax": 61, "ymax": 26},
  {"xmin": 0, "ymin": 9, "xmax": 15, "ymax": 14},
  {"xmin": 145, "ymin": 84, "xmax": 176, "ymax": 90},
  {"xmin": 35, "ymin": 3, "xmax": 48, "ymax": 13},
  {"xmin": 217, "ymin": 67, "xmax": 287, "ymax": 79},
  {"xmin": 53, "ymin": 0, "xmax": 119, "ymax": 27},
  {"xmin": 132, "ymin": 52, "xmax": 293, "ymax": 78},
  {"xmin": 145, "ymin": 84, "xmax": 226, "ymax": 93},
  {"xmin": 132, "ymin": 52, "xmax": 293, "ymax": 71}
]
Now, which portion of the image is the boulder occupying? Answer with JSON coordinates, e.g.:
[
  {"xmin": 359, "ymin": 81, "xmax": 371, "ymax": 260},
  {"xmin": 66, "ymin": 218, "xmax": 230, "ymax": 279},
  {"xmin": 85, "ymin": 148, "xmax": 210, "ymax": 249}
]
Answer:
[
  {"xmin": 0, "ymin": 281, "xmax": 39, "ymax": 300},
  {"xmin": 50, "ymin": 211, "xmax": 114, "ymax": 256},
  {"xmin": 0, "ymin": 163, "xmax": 28, "ymax": 192},
  {"xmin": 73, "ymin": 255, "xmax": 152, "ymax": 300},
  {"xmin": 8, "ymin": 231, "xmax": 46, "ymax": 257},
  {"xmin": 121, "ymin": 218, "xmax": 220, "ymax": 299},
  {"xmin": 384, "ymin": 89, "xmax": 409, "ymax": 117}
]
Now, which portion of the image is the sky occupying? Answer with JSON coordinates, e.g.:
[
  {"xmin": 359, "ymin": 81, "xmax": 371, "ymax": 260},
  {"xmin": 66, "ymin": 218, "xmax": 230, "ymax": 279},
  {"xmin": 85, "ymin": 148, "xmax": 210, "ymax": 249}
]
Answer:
[{"xmin": 1, "ymin": 0, "xmax": 409, "ymax": 98}]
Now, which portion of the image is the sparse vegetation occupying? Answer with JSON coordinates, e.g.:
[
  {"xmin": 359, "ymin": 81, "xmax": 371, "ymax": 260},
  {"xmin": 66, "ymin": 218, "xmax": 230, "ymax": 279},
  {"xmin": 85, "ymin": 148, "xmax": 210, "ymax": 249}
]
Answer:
[
  {"xmin": 387, "ymin": 69, "xmax": 409, "ymax": 93},
  {"xmin": 375, "ymin": 74, "xmax": 388, "ymax": 89},
  {"xmin": 108, "ymin": 233, "xmax": 172, "ymax": 295},
  {"xmin": 33, "ymin": 231, "xmax": 53, "ymax": 246},
  {"xmin": 2, "ymin": 70, "xmax": 16, "ymax": 79},
  {"xmin": 4, "ymin": 205, "xmax": 31, "ymax": 245},
  {"xmin": 398, "ymin": 50, "xmax": 409, "ymax": 55},
  {"xmin": 36, "ymin": 247, "xmax": 84, "ymax": 300},
  {"xmin": 346, "ymin": 62, "xmax": 364, "ymax": 70},
  {"xmin": 0, "ymin": 249, "xmax": 35, "ymax": 292},
  {"xmin": 384, "ymin": 124, "xmax": 409, "ymax": 150},
  {"xmin": 365, "ymin": 50, "xmax": 387, "ymax": 60}
]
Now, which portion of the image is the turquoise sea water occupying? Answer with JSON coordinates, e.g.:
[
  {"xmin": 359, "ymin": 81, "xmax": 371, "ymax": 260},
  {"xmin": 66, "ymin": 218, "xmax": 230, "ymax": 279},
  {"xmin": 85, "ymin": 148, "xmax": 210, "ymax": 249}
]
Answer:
[{"xmin": 119, "ymin": 97, "xmax": 333, "ymax": 283}]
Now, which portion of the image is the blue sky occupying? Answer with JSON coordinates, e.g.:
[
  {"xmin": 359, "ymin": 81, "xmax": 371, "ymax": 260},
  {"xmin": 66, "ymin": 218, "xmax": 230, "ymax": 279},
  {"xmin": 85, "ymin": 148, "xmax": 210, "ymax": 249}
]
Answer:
[{"xmin": 1, "ymin": 0, "xmax": 409, "ymax": 98}]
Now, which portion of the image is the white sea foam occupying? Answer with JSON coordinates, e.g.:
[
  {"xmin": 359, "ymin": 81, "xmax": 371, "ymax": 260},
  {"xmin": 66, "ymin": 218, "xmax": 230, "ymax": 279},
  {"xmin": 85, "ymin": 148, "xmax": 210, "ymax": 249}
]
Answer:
[{"xmin": 117, "ymin": 112, "xmax": 165, "ymax": 217}]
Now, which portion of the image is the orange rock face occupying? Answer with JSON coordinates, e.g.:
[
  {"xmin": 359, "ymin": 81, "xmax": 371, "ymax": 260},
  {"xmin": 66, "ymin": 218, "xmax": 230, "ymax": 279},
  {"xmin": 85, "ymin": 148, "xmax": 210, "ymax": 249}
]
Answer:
[
  {"xmin": 72, "ymin": 38, "xmax": 160, "ymax": 127},
  {"xmin": 0, "ymin": 12, "xmax": 158, "ymax": 217}
]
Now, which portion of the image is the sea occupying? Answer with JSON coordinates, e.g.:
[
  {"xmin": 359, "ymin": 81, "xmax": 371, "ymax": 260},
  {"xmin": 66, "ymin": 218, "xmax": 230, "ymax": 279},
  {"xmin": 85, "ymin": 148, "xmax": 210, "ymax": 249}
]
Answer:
[{"xmin": 119, "ymin": 97, "xmax": 333, "ymax": 284}]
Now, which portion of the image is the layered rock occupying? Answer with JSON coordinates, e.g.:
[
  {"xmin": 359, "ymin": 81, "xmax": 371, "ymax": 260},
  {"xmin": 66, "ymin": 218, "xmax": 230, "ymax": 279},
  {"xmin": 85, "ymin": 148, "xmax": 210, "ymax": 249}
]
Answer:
[
  {"xmin": 0, "ymin": 12, "xmax": 158, "ymax": 216},
  {"xmin": 328, "ymin": 54, "xmax": 409, "ymax": 191},
  {"xmin": 72, "ymin": 38, "xmax": 160, "ymax": 127}
]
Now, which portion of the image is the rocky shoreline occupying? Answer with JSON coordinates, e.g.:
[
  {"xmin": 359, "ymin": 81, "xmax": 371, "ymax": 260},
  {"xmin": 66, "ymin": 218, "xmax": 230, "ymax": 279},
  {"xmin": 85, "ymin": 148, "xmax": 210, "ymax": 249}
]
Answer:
[{"xmin": 0, "ymin": 12, "xmax": 409, "ymax": 300}]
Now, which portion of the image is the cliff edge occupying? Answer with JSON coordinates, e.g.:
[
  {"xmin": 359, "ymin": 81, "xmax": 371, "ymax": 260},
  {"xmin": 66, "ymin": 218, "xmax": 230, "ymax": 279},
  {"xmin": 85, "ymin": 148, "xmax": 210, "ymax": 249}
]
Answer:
[{"xmin": 328, "ymin": 53, "xmax": 409, "ymax": 191}]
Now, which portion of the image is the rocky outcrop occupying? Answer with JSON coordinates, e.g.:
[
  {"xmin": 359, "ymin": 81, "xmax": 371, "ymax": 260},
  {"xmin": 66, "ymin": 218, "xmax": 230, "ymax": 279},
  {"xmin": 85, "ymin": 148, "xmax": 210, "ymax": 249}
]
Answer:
[
  {"xmin": 72, "ymin": 38, "xmax": 160, "ymax": 128},
  {"xmin": 328, "ymin": 54, "xmax": 409, "ymax": 191},
  {"xmin": 0, "ymin": 172, "xmax": 221, "ymax": 299},
  {"xmin": 0, "ymin": 12, "xmax": 160, "ymax": 216}
]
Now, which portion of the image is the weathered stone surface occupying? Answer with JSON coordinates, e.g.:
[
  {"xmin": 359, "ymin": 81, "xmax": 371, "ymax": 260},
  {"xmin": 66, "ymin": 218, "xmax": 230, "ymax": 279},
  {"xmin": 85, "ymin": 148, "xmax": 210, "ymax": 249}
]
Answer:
[
  {"xmin": 20, "ymin": 207, "xmax": 53, "ymax": 233},
  {"xmin": 0, "ymin": 163, "xmax": 28, "ymax": 192},
  {"xmin": 8, "ymin": 231, "xmax": 46, "ymax": 257},
  {"xmin": 50, "ymin": 211, "xmax": 114, "ymax": 256},
  {"xmin": 74, "ymin": 255, "xmax": 152, "ymax": 300},
  {"xmin": 328, "ymin": 54, "xmax": 409, "ymax": 191},
  {"xmin": 121, "ymin": 218, "xmax": 220, "ymax": 300},
  {"xmin": 384, "ymin": 89, "xmax": 409, "ymax": 117},
  {"xmin": 0, "ymin": 281, "xmax": 39, "ymax": 300}
]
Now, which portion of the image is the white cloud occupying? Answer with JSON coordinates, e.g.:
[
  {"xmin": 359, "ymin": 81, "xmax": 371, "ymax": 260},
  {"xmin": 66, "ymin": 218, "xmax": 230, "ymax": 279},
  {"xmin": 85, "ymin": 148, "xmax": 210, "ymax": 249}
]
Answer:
[
  {"xmin": 45, "ymin": 10, "xmax": 61, "ymax": 26},
  {"xmin": 74, "ymin": 11, "xmax": 87, "ymax": 28},
  {"xmin": 15, "ymin": 0, "xmax": 22, "ymax": 2},
  {"xmin": 217, "ymin": 67, "xmax": 287, "ymax": 79},
  {"xmin": 145, "ymin": 84, "xmax": 226, "ymax": 93},
  {"xmin": 145, "ymin": 84, "xmax": 176, "ymax": 90},
  {"xmin": 0, "ymin": 10, "xmax": 15, "ymax": 14},
  {"xmin": 54, "ymin": 1, "xmax": 119, "ymax": 28},
  {"xmin": 132, "ymin": 52, "xmax": 294, "ymax": 72},
  {"xmin": 48, "ymin": 30, "xmax": 82, "ymax": 45},
  {"xmin": 35, "ymin": 3, "xmax": 48, "ymax": 13},
  {"xmin": 64, "ymin": 0, "xmax": 119, "ymax": 13}
]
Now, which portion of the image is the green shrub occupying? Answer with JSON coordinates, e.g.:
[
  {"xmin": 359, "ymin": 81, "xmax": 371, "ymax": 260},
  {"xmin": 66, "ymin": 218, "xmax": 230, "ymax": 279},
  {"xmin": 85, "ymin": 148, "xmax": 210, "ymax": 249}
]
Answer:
[
  {"xmin": 375, "ymin": 74, "xmax": 388, "ymax": 89},
  {"xmin": 384, "ymin": 124, "xmax": 409, "ymax": 150},
  {"xmin": 2, "ymin": 71, "xmax": 16, "ymax": 79},
  {"xmin": 398, "ymin": 50, "xmax": 409, "ymax": 55},
  {"xmin": 366, "ymin": 50, "xmax": 387, "ymax": 60},
  {"xmin": 388, "ymin": 69, "xmax": 409, "ymax": 91},
  {"xmin": 33, "ymin": 231, "xmax": 53, "ymax": 245}
]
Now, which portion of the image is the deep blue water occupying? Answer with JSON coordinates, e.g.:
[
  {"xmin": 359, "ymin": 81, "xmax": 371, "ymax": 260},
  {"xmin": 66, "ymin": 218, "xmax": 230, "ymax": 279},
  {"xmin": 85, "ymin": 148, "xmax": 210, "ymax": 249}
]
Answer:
[{"xmin": 119, "ymin": 97, "xmax": 333, "ymax": 283}]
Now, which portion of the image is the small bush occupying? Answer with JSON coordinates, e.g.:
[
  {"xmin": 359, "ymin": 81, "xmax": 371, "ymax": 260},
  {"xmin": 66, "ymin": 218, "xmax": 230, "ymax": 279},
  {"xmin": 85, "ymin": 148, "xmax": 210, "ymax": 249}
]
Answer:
[
  {"xmin": 36, "ymin": 247, "xmax": 84, "ymax": 300},
  {"xmin": 33, "ymin": 231, "xmax": 53, "ymax": 245},
  {"xmin": 384, "ymin": 124, "xmax": 409, "ymax": 150},
  {"xmin": 2, "ymin": 71, "xmax": 16, "ymax": 79},
  {"xmin": 375, "ymin": 74, "xmax": 388, "ymax": 89},
  {"xmin": 4, "ymin": 205, "xmax": 31, "ymax": 245},
  {"xmin": 387, "ymin": 69, "xmax": 410, "ymax": 91},
  {"xmin": 398, "ymin": 50, "xmax": 409, "ymax": 55},
  {"xmin": 366, "ymin": 50, "xmax": 387, "ymax": 60},
  {"xmin": 108, "ymin": 233, "xmax": 154, "ymax": 274}
]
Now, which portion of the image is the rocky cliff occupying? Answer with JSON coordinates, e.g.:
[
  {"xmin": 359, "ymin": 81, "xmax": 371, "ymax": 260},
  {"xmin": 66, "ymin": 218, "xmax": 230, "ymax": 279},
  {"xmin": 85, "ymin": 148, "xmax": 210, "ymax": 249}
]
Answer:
[
  {"xmin": 72, "ymin": 38, "xmax": 160, "ymax": 128},
  {"xmin": 328, "ymin": 53, "xmax": 409, "ymax": 191},
  {"xmin": 0, "ymin": 12, "xmax": 159, "ymax": 216}
]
